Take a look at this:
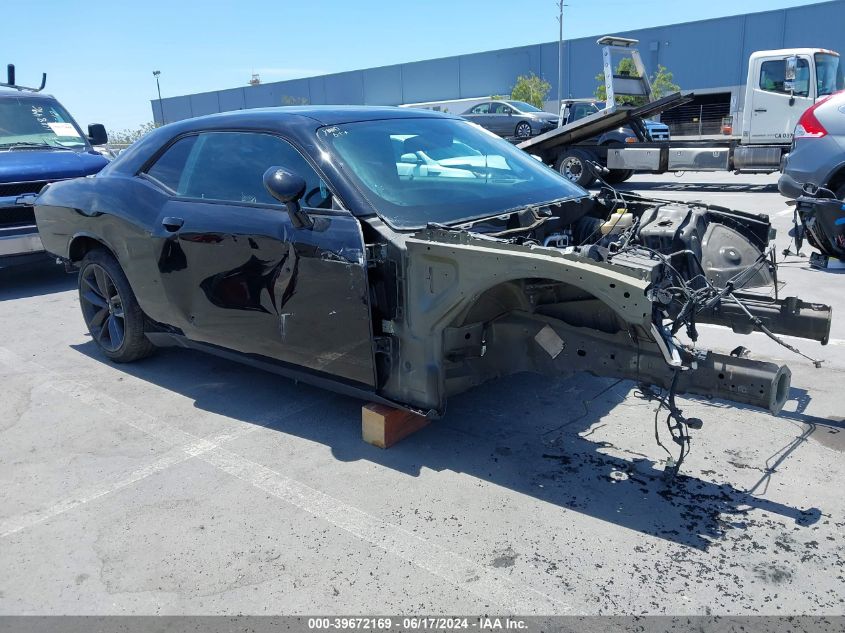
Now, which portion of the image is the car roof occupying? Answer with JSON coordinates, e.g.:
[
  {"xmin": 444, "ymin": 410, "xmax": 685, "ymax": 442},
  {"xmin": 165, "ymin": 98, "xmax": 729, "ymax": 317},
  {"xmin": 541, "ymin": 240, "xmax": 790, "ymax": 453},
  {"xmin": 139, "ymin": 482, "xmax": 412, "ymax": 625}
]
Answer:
[
  {"xmin": 103, "ymin": 105, "xmax": 466, "ymax": 179},
  {"xmin": 178, "ymin": 105, "xmax": 458, "ymax": 130}
]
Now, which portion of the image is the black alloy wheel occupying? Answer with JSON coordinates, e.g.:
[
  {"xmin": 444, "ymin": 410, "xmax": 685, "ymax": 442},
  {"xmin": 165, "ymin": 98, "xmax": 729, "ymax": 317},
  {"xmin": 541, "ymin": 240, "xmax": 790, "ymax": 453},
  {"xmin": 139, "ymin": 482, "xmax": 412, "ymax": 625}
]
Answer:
[
  {"xmin": 80, "ymin": 263, "xmax": 125, "ymax": 352},
  {"xmin": 78, "ymin": 249, "xmax": 155, "ymax": 362}
]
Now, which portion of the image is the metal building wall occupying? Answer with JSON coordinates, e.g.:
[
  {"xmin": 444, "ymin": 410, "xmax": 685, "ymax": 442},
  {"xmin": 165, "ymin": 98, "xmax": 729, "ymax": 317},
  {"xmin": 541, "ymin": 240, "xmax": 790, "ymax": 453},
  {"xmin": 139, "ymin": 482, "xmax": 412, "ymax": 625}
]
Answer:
[{"xmin": 152, "ymin": 0, "xmax": 845, "ymax": 123}]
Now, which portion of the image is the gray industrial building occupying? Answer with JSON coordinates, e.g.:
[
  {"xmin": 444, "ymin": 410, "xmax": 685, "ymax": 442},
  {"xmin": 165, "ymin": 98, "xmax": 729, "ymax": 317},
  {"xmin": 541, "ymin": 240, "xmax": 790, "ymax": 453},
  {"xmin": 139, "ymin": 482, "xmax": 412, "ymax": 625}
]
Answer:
[{"xmin": 153, "ymin": 0, "xmax": 845, "ymax": 133}]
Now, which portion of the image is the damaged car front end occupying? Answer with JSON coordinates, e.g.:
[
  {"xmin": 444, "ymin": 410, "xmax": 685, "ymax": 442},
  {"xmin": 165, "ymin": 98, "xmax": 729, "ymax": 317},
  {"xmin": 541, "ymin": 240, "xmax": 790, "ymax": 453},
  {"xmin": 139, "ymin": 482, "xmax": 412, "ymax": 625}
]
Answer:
[{"xmin": 363, "ymin": 196, "xmax": 830, "ymax": 415}]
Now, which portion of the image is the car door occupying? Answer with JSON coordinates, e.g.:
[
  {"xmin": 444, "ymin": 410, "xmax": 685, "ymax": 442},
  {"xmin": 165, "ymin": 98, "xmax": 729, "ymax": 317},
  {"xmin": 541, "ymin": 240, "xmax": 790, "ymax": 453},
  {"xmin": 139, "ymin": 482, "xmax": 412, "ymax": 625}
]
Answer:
[
  {"xmin": 488, "ymin": 102, "xmax": 510, "ymax": 135},
  {"xmin": 751, "ymin": 56, "xmax": 814, "ymax": 144},
  {"xmin": 463, "ymin": 102, "xmax": 492, "ymax": 130},
  {"xmin": 141, "ymin": 130, "xmax": 376, "ymax": 387}
]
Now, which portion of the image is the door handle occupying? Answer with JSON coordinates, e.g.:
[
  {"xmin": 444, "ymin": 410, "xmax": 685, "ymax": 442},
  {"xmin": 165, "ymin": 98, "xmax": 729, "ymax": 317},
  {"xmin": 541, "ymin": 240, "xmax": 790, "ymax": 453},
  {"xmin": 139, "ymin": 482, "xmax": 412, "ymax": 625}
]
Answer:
[
  {"xmin": 161, "ymin": 216, "xmax": 184, "ymax": 232},
  {"xmin": 754, "ymin": 108, "xmax": 767, "ymax": 113}
]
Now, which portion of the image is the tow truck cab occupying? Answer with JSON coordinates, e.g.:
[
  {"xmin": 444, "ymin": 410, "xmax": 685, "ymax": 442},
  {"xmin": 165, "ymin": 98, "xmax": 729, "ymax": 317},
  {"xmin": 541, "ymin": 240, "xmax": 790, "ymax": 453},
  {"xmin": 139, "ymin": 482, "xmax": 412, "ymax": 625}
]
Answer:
[
  {"xmin": 736, "ymin": 49, "xmax": 843, "ymax": 145},
  {"xmin": 1, "ymin": 67, "xmax": 109, "ymax": 268}
]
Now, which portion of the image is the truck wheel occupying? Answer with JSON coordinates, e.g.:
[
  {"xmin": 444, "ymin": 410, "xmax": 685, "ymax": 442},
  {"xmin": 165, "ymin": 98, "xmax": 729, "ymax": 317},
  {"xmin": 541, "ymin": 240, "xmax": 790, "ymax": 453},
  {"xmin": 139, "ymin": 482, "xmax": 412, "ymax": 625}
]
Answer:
[
  {"xmin": 515, "ymin": 121, "xmax": 533, "ymax": 138},
  {"xmin": 78, "ymin": 249, "xmax": 155, "ymax": 363},
  {"xmin": 556, "ymin": 150, "xmax": 595, "ymax": 187},
  {"xmin": 604, "ymin": 169, "xmax": 634, "ymax": 184}
]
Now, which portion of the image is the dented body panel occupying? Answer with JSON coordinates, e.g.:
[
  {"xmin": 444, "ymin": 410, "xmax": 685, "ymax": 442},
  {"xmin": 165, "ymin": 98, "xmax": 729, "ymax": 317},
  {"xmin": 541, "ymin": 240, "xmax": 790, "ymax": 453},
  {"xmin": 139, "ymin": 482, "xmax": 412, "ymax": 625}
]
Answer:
[{"xmin": 36, "ymin": 171, "xmax": 376, "ymax": 388}]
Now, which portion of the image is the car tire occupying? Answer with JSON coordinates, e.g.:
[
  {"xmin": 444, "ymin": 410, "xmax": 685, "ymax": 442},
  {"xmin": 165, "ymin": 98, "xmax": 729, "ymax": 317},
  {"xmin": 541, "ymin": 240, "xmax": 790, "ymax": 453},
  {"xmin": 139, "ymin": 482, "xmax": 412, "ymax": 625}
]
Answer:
[
  {"xmin": 604, "ymin": 169, "xmax": 634, "ymax": 184},
  {"xmin": 836, "ymin": 183, "xmax": 845, "ymax": 200},
  {"xmin": 556, "ymin": 150, "xmax": 595, "ymax": 187},
  {"xmin": 78, "ymin": 249, "xmax": 155, "ymax": 363},
  {"xmin": 515, "ymin": 121, "xmax": 533, "ymax": 139}
]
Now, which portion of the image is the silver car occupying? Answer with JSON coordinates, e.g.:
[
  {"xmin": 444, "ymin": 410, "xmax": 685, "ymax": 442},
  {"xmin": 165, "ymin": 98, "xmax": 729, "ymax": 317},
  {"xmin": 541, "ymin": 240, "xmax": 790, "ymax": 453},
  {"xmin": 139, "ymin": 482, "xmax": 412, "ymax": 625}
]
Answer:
[
  {"xmin": 778, "ymin": 90, "xmax": 845, "ymax": 198},
  {"xmin": 462, "ymin": 100, "xmax": 558, "ymax": 139}
]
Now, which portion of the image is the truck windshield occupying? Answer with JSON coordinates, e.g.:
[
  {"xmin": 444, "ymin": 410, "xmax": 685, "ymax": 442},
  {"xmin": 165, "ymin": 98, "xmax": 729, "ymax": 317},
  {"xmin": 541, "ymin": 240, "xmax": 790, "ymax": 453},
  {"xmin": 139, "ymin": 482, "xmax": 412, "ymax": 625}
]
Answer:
[
  {"xmin": 318, "ymin": 117, "xmax": 587, "ymax": 230},
  {"xmin": 815, "ymin": 53, "xmax": 844, "ymax": 96},
  {"xmin": 0, "ymin": 96, "xmax": 88, "ymax": 149}
]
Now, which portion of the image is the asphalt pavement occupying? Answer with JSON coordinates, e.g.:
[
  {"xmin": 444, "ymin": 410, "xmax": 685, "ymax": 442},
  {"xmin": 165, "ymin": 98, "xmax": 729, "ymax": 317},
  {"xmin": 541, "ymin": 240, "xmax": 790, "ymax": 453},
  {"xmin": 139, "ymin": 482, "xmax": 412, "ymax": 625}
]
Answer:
[{"xmin": 0, "ymin": 172, "xmax": 842, "ymax": 616}]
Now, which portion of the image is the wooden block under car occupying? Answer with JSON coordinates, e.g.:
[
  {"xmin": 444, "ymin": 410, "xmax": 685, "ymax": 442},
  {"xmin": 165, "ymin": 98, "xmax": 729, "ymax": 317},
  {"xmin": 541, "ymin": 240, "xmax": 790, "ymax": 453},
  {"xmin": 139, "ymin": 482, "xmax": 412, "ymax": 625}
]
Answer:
[{"xmin": 362, "ymin": 403, "xmax": 430, "ymax": 448}]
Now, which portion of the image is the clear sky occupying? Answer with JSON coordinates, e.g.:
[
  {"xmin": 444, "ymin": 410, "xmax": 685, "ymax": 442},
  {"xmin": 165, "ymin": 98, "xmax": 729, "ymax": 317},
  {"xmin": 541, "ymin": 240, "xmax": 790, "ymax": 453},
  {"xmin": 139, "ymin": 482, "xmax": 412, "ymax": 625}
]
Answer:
[{"xmin": 3, "ymin": 0, "xmax": 820, "ymax": 131}]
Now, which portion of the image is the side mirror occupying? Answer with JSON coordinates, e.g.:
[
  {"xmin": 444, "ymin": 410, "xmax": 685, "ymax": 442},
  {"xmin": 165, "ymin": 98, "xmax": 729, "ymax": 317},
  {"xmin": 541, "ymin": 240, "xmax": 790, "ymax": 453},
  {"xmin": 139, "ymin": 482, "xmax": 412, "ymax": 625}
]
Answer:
[
  {"xmin": 785, "ymin": 56, "xmax": 798, "ymax": 82},
  {"xmin": 785, "ymin": 56, "xmax": 798, "ymax": 104},
  {"xmin": 88, "ymin": 123, "xmax": 108, "ymax": 146},
  {"xmin": 262, "ymin": 166, "xmax": 312, "ymax": 229}
]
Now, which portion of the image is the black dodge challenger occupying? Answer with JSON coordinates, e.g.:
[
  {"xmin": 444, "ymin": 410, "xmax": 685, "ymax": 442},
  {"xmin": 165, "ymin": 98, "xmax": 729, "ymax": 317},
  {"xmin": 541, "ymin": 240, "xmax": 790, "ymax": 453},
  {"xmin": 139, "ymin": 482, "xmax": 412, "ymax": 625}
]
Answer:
[{"xmin": 33, "ymin": 106, "xmax": 831, "ymax": 465}]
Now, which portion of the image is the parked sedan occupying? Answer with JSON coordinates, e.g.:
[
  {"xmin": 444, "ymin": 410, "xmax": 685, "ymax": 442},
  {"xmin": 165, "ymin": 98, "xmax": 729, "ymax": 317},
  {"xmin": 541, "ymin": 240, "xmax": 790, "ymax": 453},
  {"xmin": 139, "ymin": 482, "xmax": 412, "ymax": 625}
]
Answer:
[
  {"xmin": 778, "ymin": 90, "xmax": 845, "ymax": 199},
  {"xmin": 33, "ymin": 107, "xmax": 829, "ymax": 450},
  {"xmin": 462, "ymin": 100, "xmax": 558, "ymax": 138}
]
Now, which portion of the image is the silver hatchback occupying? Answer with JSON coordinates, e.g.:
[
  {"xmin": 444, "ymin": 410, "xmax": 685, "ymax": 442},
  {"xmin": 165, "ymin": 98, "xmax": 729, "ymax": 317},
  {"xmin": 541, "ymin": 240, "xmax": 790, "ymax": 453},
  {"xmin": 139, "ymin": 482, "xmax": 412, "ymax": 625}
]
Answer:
[{"xmin": 778, "ymin": 90, "xmax": 845, "ymax": 198}]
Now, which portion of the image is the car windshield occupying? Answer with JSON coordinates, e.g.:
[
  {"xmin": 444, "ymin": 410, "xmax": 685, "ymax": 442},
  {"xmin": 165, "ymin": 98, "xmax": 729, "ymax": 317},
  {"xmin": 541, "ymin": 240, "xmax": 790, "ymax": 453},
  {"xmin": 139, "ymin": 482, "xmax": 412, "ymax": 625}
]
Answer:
[
  {"xmin": 0, "ymin": 96, "xmax": 87, "ymax": 149},
  {"xmin": 318, "ymin": 117, "xmax": 587, "ymax": 230},
  {"xmin": 815, "ymin": 53, "xmax": 844, "ymax": 96},
  {"xmin": 507, "ymin": 100, "xmax": 542, "ymax": 113}
]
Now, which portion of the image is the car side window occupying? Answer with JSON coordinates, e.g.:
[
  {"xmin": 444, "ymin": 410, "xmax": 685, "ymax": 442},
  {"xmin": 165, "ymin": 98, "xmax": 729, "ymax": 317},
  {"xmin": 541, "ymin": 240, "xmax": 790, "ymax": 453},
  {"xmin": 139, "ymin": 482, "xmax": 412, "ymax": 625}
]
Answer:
[
  {"xmin": 760, "ymin": 59, "xmax": 810, "ymax": 97},
  {"xmin": 145, "ymin": 135, "xmax": 198, "ymax": 192},
  {"xmin": 490, "ymin": 103, "xmax": 507, "ymax": 114},
  {"xmin": 471, "ymin": 103, "xmax": 490, "ymax": 114},
  {"xmin": 145, "ymin": 131, "xmax": 332, "ymax": 209}
]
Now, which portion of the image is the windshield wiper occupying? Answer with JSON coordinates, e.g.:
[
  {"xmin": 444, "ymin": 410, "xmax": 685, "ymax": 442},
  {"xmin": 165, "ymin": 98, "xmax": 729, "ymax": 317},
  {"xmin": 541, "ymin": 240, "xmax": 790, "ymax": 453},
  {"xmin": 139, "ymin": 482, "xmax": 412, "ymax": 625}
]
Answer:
[{"xmin": 0, "ymin": 141, "xmax": 75, "ymax": 151}]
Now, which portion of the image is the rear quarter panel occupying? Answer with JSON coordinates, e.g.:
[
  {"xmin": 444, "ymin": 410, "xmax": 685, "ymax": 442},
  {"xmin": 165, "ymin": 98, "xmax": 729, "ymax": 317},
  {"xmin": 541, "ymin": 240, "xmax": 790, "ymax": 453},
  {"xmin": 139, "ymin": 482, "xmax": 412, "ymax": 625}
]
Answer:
[{"xmin": 34, "ymin": 176, "xmax": 173, "ymax": 321}]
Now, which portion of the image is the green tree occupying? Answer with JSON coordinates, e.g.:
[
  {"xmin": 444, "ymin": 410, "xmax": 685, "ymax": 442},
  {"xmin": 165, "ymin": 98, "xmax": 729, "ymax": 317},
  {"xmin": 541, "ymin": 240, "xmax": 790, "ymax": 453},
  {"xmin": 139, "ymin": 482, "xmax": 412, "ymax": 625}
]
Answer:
[
  {"xmin": 107, "ymin": 121, "xmax": 159, "ymax": 146},
  {"xmin": 509, "ymin": 73, "xmax": 551, "ymax": 110},
  {"xmin": 594, "ymin": 60, "xmax": 679, "ymax": 106}
]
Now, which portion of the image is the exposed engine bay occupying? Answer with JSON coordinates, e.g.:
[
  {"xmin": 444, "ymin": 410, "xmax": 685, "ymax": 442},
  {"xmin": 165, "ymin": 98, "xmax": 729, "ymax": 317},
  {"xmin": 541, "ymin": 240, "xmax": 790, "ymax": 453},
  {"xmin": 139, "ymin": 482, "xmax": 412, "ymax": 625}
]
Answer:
[{"xmin": 365, "ymin": 188, "xmax": 832, "ymax": 476}]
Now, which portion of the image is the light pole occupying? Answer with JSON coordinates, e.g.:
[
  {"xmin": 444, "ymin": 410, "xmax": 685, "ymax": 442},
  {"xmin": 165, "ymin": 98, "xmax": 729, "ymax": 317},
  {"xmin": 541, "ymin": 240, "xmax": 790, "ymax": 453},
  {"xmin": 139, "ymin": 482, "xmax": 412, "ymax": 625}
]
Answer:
[
  {"xmin": 556, "ymin": 0, "xmax": 564, "ymax": 115},
  {"xmin": 152, "ymin": 70, "xmax": 164, "ymax": 124}
]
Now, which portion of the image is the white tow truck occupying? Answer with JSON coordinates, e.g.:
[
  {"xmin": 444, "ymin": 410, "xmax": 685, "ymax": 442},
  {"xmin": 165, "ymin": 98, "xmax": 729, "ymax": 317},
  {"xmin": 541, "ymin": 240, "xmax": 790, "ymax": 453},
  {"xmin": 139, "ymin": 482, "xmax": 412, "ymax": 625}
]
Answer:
[{"xmin": 519, "ymin": 36, "xmax": 844, "ymax": 186}]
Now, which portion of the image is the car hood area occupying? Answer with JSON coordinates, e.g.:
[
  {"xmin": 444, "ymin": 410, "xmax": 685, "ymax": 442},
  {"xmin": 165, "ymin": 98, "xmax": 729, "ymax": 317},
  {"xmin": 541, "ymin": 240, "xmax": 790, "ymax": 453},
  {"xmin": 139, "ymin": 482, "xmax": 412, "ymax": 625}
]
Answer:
[
  {"xmin": 370, "ymin": 190, "xmax": 830, "ymax": 431},
  {"xmin": 0, "ymin": 149, "xmax": 108, "ymax": 183}
]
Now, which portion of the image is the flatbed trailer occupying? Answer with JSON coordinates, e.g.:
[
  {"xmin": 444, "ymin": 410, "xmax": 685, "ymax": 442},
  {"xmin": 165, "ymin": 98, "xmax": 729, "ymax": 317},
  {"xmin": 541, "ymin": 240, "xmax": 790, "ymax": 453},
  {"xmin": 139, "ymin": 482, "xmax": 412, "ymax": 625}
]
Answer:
[{"xmin": 517, "ymin": 90, "xmax": 790, "ymax": 185}]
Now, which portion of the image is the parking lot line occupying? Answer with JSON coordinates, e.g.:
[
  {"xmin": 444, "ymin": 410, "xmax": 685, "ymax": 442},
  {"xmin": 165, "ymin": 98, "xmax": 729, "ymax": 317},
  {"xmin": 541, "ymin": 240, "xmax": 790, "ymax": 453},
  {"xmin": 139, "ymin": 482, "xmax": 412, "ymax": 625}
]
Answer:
[
  {"xmin": 0, "ymin": 344, "xmax": 568, "ymax": 612},
  {"xmin": 1, "ymin": 440, "xmax": 203, "ymax": 538},
  {"xmin": 202, "ymin": 446, "xmax": 570, "ymax": 614}
]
